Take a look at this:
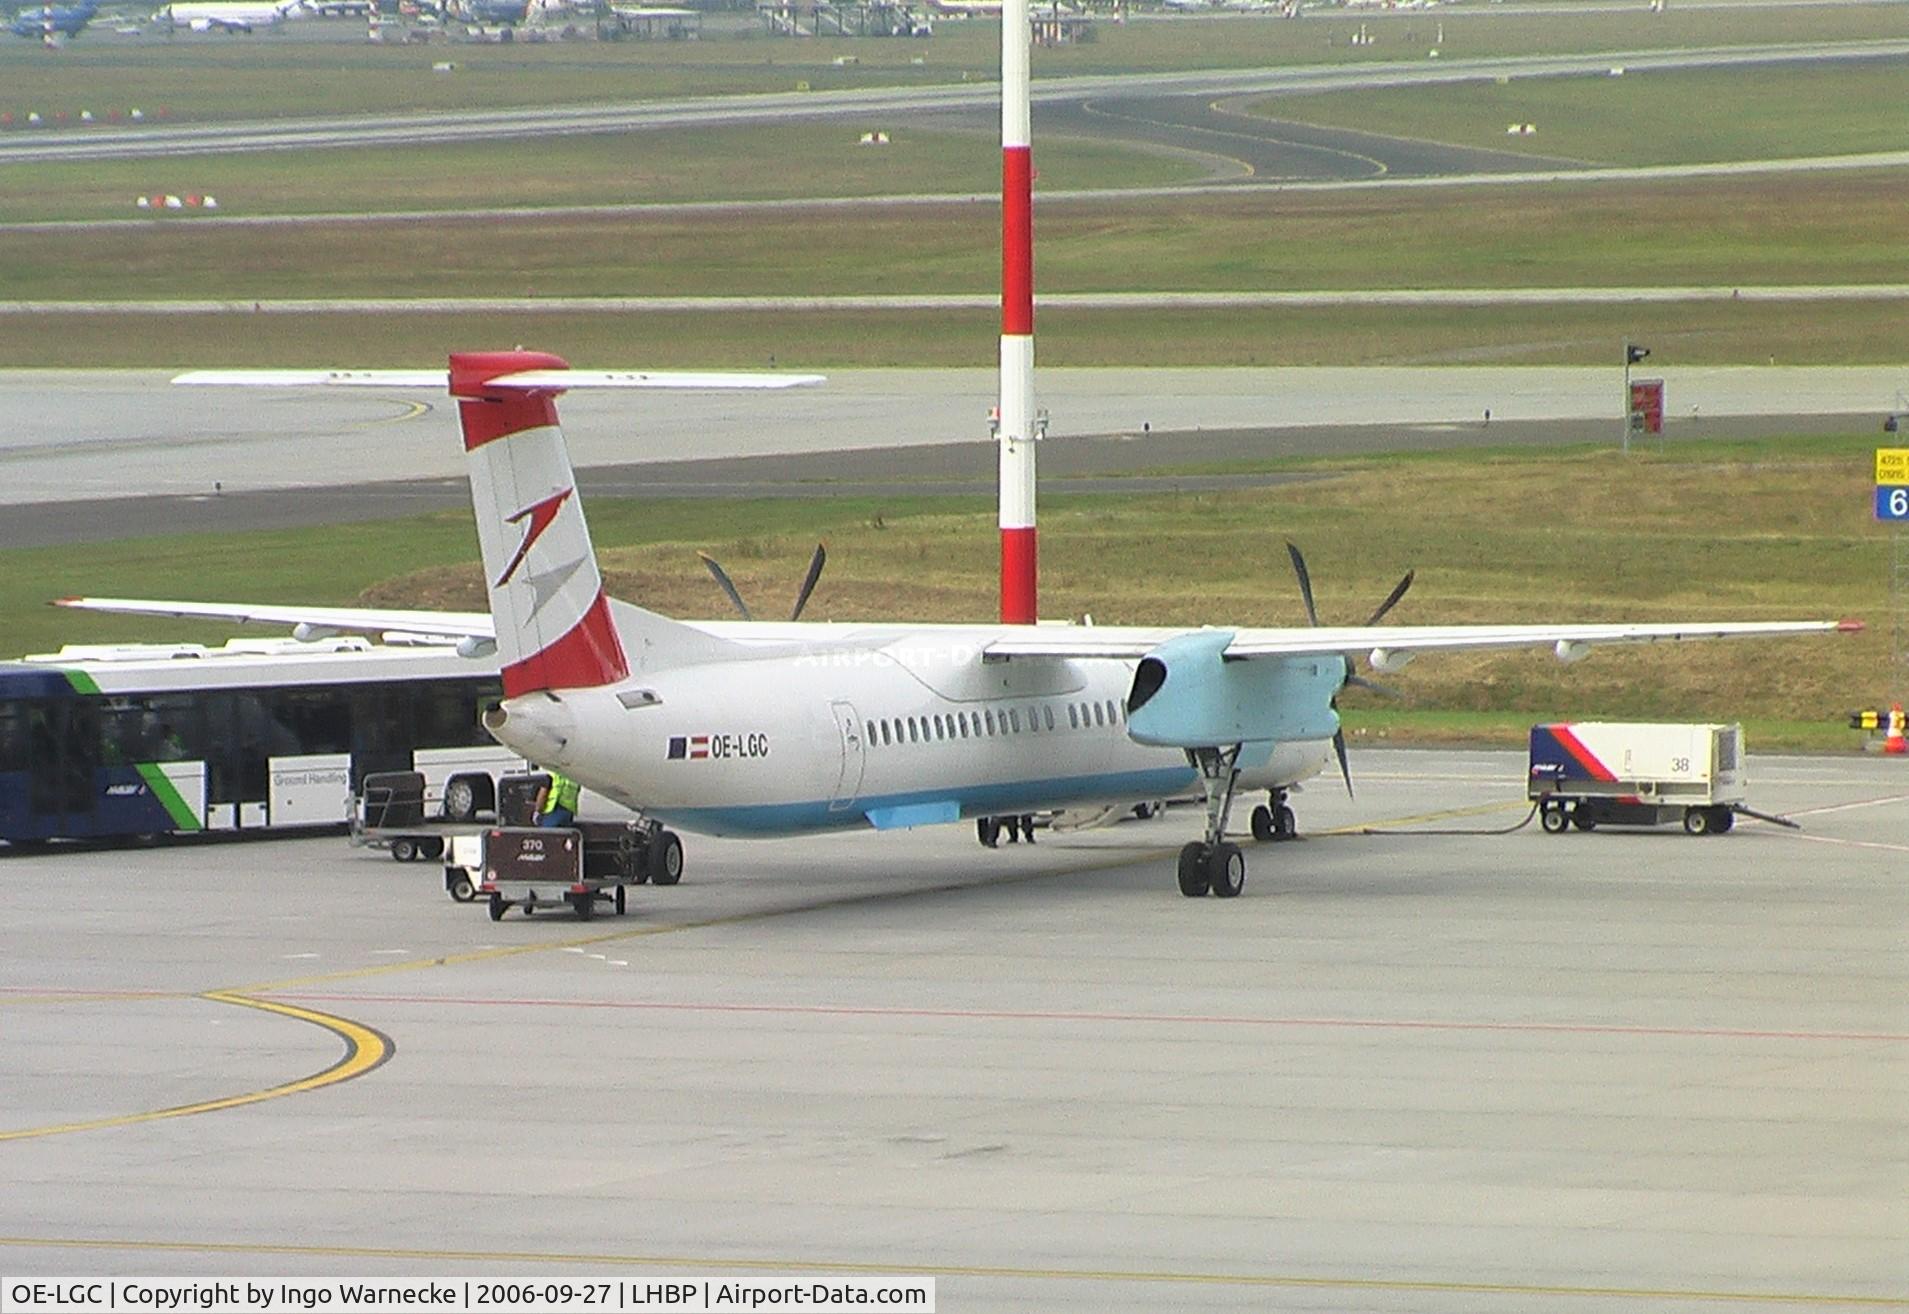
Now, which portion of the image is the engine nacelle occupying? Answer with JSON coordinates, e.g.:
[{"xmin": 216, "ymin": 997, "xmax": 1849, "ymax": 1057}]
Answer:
[
  {"xmin": 1553, "ymin": 639, "xmax": 1592, "ymax": 664},
  {"xmin": 1368, "ymin": 646, "xmax": 1415, "ymax": 674},
  {"xmin": 1125, "ymin": 630, "xmax": 1343, "ymax": 748}
]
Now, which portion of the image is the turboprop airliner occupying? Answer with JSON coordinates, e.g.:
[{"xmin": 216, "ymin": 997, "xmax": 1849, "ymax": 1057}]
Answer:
[{"xmin": 63, "ymin": 352, "xmax": 1859, "ymax": 899}]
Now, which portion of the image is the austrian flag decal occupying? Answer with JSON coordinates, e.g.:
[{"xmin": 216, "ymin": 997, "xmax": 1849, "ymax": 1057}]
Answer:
[
  {"xmin": 667, "ymin": 735, "xmax": 711, "ymax": 761},
  {"xmin": 667, "ymin": 733, "xmax": 770, "ymax": 762}
]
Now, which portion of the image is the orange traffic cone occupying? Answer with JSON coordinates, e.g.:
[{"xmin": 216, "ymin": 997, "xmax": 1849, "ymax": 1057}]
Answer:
[{"xmin": 1886, "ymin": 703, "xmax": 1907, "ymax": 756}]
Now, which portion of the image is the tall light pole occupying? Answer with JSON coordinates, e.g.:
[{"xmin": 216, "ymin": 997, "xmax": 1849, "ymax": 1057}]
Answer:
[{"xmin": 998, "ymin": 0, "xmax": 1038, "ymax": 624}]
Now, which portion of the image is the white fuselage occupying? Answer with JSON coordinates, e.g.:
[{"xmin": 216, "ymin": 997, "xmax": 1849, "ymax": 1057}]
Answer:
[{"xmin": 488, "ymin": 623, "xmax": 1331, "ymax": 838}]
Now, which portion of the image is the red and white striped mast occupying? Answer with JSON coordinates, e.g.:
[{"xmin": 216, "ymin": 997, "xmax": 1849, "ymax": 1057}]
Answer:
[{"xmin": 998, "ymin": 0, "xmax": 1038, "ymax": 625}]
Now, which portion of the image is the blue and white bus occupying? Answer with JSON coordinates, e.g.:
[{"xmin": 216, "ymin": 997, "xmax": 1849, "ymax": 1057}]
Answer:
[{"xmin": 0, "ymin": 638, "xmax": 511, "ymax": 846}]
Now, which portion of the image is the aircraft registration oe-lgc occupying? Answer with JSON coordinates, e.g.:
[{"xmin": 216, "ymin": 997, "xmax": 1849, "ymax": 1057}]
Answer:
[{"xmin": 63, "ymin": 351, "xmax": 1860, "ymax": 899}]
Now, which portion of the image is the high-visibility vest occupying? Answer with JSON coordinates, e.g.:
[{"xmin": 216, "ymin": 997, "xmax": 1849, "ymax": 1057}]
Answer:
[{"xmin": 541, "ymin": 773, "xmax": 580, "ymax": 814}]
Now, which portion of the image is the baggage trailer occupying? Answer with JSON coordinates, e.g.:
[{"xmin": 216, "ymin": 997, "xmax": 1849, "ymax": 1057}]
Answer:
[
  {"xmin": 1528, "ymin": 722, "xmax": 1752, "ymax": 836},
  {"xmin": 350, "ymin": 768, "xmax": 505, "ymax": 865},
  {"xmin": 479, "ymin": 821, "xmax": 682, "ymax": 921}
]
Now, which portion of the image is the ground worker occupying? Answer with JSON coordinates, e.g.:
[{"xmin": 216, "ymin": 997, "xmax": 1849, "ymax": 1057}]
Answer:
[{"xmin": 535, "ymin": 768, "xmax": 581, "ymax": 827}]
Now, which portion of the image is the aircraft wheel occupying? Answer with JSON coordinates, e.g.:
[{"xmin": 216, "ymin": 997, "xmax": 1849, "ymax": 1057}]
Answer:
[
  {"xmin": 1275, "ymin": 805, "xmax": 1296, "ymax": 840},
  {"xmin": 1682, "ymin": 807, "xmax": 1712, "ymax": 836},
  {"xmin": 976, "ymin": 816, "xmax": 1002, "ymax": 848},
  {"xmin": 1206, "ymin": 842, "xmax": 1245, "ymax": 899},
  {"xmin": 648, "ymin": 830, "xmax": 684, "ymax": 885},
  {"xmin": 1176, "ymin": 842, "xmax": 1209, "ymax": 898},
  {"xmin": 487, "ymin": 893, "xmax": 506, "ymax": 922},
  {"xmin": 1540, "ymin": 806, "xmax": 1569, "ymax": 835},
  {"xmin": 1250, "ymin": 804, "xmax": 1275, "ymax": 843}
]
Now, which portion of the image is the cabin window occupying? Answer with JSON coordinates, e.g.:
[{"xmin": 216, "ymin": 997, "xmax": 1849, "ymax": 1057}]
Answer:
[
  {"xmin": 956, "ymin": 712, "xmax": 969, "ymax": 738},
  {"xmin": 1008, "ymin": 708, "xmax": 1021, "ymax": 733},
  {"xmin": 1043, "ymin": 705, "xmax": 1056, "ymax": 732},
  {"xmin": 866, "ymin": 721, "xmax": 877, "ymax": 748},
  {"xmin": 1067, "ymin": 704, "xmax": 1079, "ymax": 730}
]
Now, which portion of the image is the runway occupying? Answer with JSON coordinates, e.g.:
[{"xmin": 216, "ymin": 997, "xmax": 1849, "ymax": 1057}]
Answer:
[
  {"xmin": 2, "ymin": 748, "xmax": 1903, "ymax": 1309},
  {"xmin": 1, "ymin": 366, "xmax": 1900, "ymax": 532},
  {"xmin": 2, "ymin": 41, "xmax": 1903, "ymax": 165}
]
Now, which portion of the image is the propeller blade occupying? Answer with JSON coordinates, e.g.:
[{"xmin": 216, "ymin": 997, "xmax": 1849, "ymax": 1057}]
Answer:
[
  {"xmin": 789, "ymin": 542, "xmax": 827, "ymax": 622},
  {"xmin": 1285, "ymin": 541, "xmax": 1320, "ymax": 627},
  {"xmin": 1332, "ymin": 728, "xmax": 1354, "ymax": 798},
  {"xmin": 1364, "ymin": 570, "xmax": 1415, "ymax": 627},
  {"xmin": 696, "ymin": 551, "xmax": 752, "ymax": 622},
  {"xmin": 1345, "ymin": 673, "xmax": 1404, "ymax": 700}
]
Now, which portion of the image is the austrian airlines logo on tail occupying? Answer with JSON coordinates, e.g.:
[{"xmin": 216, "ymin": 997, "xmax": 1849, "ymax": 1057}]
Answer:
[{"xmin": 495, "ymin": 487, "xmax": 574, "ymax": 588}]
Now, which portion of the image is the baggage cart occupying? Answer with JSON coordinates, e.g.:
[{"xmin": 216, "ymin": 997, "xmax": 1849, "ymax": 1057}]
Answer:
[{"xmin": 479, "ymin": 820, "xmax": 680, "ymax": 920}]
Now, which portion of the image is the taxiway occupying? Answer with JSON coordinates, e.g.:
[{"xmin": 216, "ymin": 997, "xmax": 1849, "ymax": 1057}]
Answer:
[{"xmin": 3, "ymin": 748, "xmax": 1903, "ymax": 1310}]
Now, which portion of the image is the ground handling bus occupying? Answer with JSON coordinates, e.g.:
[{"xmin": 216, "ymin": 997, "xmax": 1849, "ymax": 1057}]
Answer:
[{"xmin": 0, "ymin": 637, "xmax": 511, "ymax": 847}]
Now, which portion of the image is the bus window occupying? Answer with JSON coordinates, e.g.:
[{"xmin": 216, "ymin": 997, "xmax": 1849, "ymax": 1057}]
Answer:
[
  {"xmin": 25, "ymin": 701, "xmax": 97, "ymax": 817},
  {"xmin": 415, "ymin": 681, "xmax": 489, "ymax": 749},
  {"xmin": 0, "ymin": 705, "xmax": 22, "ymax": 772},
  {"xmin": 271, "ymin": 689, "xmax": 353, "ymax": 756},
  {"xmin": 139, "ymin": 695, "xmax": 201, "ymax": 764}
]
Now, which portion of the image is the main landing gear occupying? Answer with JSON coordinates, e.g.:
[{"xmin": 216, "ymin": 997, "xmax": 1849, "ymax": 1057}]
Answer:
[
  {"xmin": 1177, "ymin": 745, "xmax": 1249, "ymax": 899},
  {"xmin": 1177, "ymin": 758, "xmax": 1302, "ymax": 899}
]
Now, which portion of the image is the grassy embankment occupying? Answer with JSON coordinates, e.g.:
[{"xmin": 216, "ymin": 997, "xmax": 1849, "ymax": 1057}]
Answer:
[
  {"xmin": 0, "ymin": 2, "xmax": 1900, "ymax": 122},
  {"xmin": 3, "ymin": 428, "xmax": 1888, "ymax": 750},
  {"xmin": 3, "ymin": 169, "xmax": 1904, "ymax": 367}
]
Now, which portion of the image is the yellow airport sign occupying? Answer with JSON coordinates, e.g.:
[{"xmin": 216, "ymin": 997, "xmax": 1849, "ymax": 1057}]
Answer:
[{"xmin": 1877, "ymin": 448, "xmax": 1909, "ymax": 484}]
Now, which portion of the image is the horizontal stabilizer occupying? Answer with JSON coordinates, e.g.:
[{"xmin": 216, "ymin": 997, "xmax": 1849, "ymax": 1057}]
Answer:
[
  {"xmin": 173, "ymin": 369, "xmax": 825, "ymax": 391},
  {"xmin": 55, "ymin": 596, "xmax": 492, "ymax": 644}
]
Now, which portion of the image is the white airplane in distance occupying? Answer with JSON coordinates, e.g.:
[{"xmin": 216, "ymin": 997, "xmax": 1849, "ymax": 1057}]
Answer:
[
  {"xmin": 65, "ymin": 351, "xmax": 1859, "ymax": 900},
  {"xmin": 158, "ymin": 0, "xmax": 303, "ymax": 30}
]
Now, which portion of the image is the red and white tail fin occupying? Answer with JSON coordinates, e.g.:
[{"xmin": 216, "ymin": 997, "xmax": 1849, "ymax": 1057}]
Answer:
[
  {"xmin": 173, "ymin": 354, "xmax": 825, "ymax": 696},
  {"xmin": 450, "ymin": 351, "xmax": 629, "ymax": 699}
]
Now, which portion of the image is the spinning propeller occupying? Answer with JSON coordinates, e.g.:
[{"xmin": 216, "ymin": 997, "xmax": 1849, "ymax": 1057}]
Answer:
[
  {"xmin": 698, "ymin": 543, "xmax": 828, "ymax": 622},
  {"xmin": 1285, "ymin": 542, "xmax": 1415, "ymax": 797}
]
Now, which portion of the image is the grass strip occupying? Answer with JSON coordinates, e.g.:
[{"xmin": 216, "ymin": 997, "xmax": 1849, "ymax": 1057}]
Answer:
[
  {"xmin": 7, "ymin": 172, "xmax": 1901, "ymax": 301},
  {"xmin": 3, "ymin": 297, "xmax": 1906, "ymax": 368},
  {"xmin": 3, "ymin": 427, "xmax": 1890, "ymax": 750}
]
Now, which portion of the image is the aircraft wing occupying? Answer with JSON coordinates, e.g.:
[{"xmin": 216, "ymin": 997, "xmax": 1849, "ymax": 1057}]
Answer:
[
  {"xmin": 983, "ymin": 619, "xmax": 1861, "ymax": 663},
  {"xmin": 55, "ymin": 596, "xmax": 494, "ymax": 644}
]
